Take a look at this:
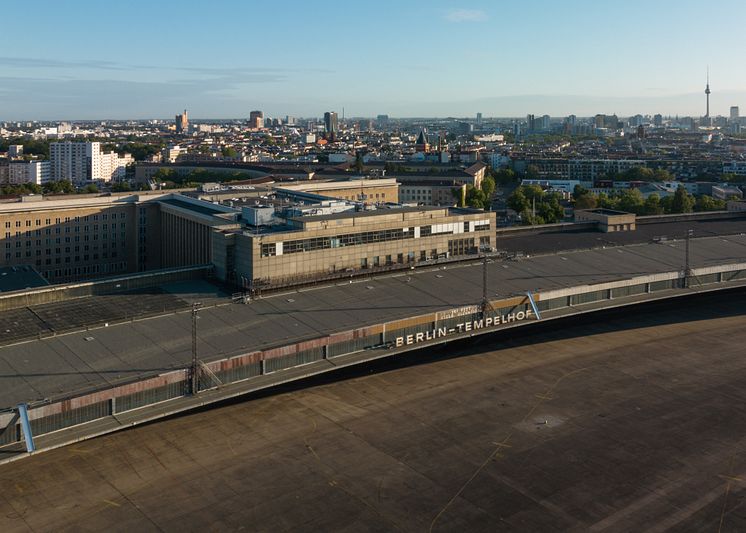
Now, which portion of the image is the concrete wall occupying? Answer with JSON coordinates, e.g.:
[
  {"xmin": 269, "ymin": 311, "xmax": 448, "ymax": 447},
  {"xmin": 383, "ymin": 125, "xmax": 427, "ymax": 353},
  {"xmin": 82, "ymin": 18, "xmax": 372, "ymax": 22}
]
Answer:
[{"xmin": 0, "ymin": 265, "xmax": 212, "ymax": 312}]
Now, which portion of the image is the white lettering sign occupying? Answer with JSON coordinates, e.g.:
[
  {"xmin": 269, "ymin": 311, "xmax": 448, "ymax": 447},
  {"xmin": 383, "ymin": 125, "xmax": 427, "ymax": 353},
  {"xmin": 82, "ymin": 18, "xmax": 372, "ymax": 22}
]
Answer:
[{"xmin": 394, "ymin": 309, "xmax": 534, "ymax": 348}]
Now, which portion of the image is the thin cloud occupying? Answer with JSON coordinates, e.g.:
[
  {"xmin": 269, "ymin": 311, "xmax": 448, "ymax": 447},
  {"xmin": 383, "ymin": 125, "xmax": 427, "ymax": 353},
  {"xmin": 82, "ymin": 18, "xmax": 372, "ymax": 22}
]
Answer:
[
  {"xmin": 443, "ymin": 9, "xmax": 487, "ymax": 23},
  {"xmin": 0, "ymin": 56, "xmax": 332, "ymax": 76}
]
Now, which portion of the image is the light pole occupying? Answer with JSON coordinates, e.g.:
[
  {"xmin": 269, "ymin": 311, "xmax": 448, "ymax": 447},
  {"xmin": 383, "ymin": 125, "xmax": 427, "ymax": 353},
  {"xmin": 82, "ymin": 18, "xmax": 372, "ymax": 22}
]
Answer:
[
  {"xmin": 190, "ymin": 302, "xmax": 202, "ymax": 394},
  {"xmin": 683, "ymin": 229, "xmax": 693, "ymax": 288},
  {"xmin": 479, "ymin": 244, "xmax": 491, "ymax": 318}
]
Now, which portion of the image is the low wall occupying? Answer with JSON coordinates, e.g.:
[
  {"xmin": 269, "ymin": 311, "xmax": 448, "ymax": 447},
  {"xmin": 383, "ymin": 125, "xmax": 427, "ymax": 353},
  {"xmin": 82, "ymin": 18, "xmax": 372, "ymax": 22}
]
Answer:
[{"xmin": 0, "ymin": 265, "xmax": 213, "ymax": 312}]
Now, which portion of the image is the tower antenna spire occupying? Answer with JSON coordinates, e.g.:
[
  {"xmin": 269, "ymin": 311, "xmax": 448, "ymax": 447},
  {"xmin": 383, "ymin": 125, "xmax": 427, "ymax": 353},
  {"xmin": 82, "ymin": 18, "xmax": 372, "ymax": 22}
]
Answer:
[{"xmin": 704, "ymin": 67, "xmax": 711, "ymax": 119}]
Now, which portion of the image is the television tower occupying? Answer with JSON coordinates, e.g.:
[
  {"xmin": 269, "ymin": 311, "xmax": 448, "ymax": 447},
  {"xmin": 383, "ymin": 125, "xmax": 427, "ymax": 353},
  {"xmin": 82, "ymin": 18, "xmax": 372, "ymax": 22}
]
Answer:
[{"xmin": 705, "ymin": 68, "xmax": 711, "ymax": 118}]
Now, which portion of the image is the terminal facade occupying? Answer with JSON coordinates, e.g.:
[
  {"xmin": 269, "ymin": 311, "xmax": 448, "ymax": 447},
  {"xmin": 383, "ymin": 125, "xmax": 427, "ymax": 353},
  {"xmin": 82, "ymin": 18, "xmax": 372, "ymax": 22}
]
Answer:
[{"xmin": 0, "ymin": 187, "xmax": 494, "ymax": 288}]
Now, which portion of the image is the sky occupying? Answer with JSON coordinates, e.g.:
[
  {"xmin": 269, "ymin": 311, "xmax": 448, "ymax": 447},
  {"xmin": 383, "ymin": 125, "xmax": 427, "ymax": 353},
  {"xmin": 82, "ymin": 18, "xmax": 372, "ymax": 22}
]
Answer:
[{"xmin": 1, "ymin": 0, "xmax": 746, "ymax": 120}]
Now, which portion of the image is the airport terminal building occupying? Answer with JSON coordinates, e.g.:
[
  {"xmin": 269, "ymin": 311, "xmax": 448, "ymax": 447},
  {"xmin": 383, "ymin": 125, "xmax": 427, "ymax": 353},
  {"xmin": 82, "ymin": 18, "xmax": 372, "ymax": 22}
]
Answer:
[
  {"xmin": 224, "ymin": 205, "xmax": 494, "ymax": 288},
  {"xmin": 0, "ymin": 189, "xmax": 494, "ymax": 289}
]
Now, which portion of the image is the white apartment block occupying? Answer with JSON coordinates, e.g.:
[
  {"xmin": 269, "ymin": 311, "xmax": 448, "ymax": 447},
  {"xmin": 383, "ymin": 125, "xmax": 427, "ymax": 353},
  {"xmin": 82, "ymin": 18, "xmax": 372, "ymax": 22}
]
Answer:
[
  {"xmin": 4, "ymin": 161, "xmax": 51, "ymax": 185},
  {"xmin": 50, "ymin": 142, "xmax": 133, "ymax": 184},
  {"xmin": 6, "ymin": 161, "xmax": 51, "ymax": 185}
]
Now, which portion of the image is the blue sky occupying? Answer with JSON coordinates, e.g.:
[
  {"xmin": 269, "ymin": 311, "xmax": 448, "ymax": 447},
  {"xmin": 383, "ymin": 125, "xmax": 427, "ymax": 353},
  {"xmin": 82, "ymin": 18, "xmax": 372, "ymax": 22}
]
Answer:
[{"xmin": 1, "ymin": 0, "xmax": 745, "ymax": 120}]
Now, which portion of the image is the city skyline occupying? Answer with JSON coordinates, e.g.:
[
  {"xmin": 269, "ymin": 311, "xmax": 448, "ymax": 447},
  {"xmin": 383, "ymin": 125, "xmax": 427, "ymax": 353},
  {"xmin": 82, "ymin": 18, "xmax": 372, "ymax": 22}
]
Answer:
[{"xmin": 2, "ymin": 0, "xmax": 746, "ymax": 119}]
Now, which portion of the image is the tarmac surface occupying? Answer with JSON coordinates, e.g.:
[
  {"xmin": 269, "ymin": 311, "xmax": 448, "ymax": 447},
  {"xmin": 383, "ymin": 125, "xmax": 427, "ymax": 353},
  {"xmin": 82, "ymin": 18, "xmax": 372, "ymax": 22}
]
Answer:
[
  {"xmin": 1, "ymin": 291, "xmax": 745, "ymax": 532},
  {"xmin": 497, "ymin": 216, "xmax": 746, "ymax": 255}
]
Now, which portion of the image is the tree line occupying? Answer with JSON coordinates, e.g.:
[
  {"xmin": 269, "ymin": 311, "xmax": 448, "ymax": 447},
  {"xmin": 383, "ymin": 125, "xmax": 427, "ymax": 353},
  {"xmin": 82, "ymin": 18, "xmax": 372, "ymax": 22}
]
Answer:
[{"xmin": 572, "ymin": 185, "xmax": 728, "ymax": 215}]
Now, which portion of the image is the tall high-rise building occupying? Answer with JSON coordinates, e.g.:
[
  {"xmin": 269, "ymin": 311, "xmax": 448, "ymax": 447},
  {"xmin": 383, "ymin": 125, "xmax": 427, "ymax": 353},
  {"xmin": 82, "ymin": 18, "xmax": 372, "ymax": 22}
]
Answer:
[
  {"xmin": 50, "ymin": 142, "xmax": 132, "ymax": 185},
  {"xmin": 653, "ymin": 114, "xmax": 663, "ymax": 127},
  {"xmin": 730, "ymin": 106, "xmax": 739, "ymax": 122},
  {"xmin": 705, "ymin": 70, "xmax": 711, "ymax": 118},
  {"xmin": 324, "ymin": 111, "xmax": 338, "ymax": 139},
  {"xmin": 249, "ymin": 110, "xmax": 264, "ymax": 129},
  {"xmin": 175, "ymin": 109, "xmax": 189, "ymax": 133},
  {"xmin": 476, "ymin": 112, "xmax": 483, "ymax": 125}
]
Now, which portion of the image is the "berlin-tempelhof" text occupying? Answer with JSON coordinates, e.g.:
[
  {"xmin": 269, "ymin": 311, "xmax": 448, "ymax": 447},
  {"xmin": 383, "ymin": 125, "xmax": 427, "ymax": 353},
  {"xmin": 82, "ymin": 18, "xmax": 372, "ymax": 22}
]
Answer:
[{"xmin": 394, "ymin": 309, "xmax": 534, "ymax": 347}]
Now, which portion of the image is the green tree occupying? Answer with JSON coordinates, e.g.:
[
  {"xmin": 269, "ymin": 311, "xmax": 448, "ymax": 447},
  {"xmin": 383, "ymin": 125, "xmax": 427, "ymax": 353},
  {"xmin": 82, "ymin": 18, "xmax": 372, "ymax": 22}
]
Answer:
[
  {"xmin": 507, "ymin": 188, "xmax": 529, "ymax": 213},
  {"xmin": 221, "ymin": 146, "xmax": 238, "ymax": 158},
  {"xmin": 652, "ymin": 169, "xmax": 674, "ymax": 182},
  {"xmin": 353, "ymin": 153, "xmax": 364, "ymax": 173},
  {"xmin": 671, "ymin": 186, "xmax": 694, "ymax": 213},
  {"xmin": 452, "ymin": 187, "xmax": 465, "ymax": 207},
  {"xmin": 621, "ymin": 167, "xmax": 655, "ymax": 182},
  {"xmin": 695, "ymin": 195, "xmax": 726, "ymax": 212},
  {"xmin": 493, "ymin": 168, "xmax": 517, "ymax": 186},
  {"xmin": 83, "ymin": 184, "xmax": 99, "ymax": 194},
  {"xmin": 111, "ymin": 182, "xmax": 132, "ymax": 192},
  {"xmin": 575, "ymin": 193, "xmax": 597, "ymax": 210},
  {"xmin": 617, "ymin": 188, "xmax": 644, "ymax": 213},
  {"xmin": 573, "ymin": 184, "xmax": 589, "ymax": 199},
  {"xmin": 522, "ymin": 184, "xmax": 544, "ymax": 202},
  {"xmin": 643, "ymin": 194, "xmax": 664, "ymax": 215},
  {"xmin": 464, "ymin": 185, "xmax": 487, "ymax": 209},
  {"xmin": 538, "ymin": 193, "xmax": 565, "ymax": 223},
  {"xmin": 43, "ymin": 180, "xmax": 74, "ymax": 194},
  {"xmin": 480, "ymin": 175, "xmax": 496, "ymax": 198}
]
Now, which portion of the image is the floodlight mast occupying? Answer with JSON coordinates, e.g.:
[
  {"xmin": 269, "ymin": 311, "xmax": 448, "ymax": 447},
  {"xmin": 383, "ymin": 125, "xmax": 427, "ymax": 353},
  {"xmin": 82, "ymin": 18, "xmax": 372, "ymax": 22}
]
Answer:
[{"xmin": 190, "ymin": 302, "xmax": 202, "ymax": 394}]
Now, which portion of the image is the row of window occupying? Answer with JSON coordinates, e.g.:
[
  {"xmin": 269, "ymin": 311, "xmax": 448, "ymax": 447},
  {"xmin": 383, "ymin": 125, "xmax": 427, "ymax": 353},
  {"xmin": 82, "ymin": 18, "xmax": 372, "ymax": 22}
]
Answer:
[
  {"xmin": 6, "ymin": 251, "xmax": 119, "ymax": 262},
  {"xmin": 261, "ymin": 227, "xmax": 417, "ymax": 257},
  {"xmin": 44, "ymin": 262, "xmax": 127, "ymax": 280},
  {"xmin": 7, "ymin": 240, "xmax": 124, "ymax": 250},
  {"xmin": 5, "ymin": 224, "xmax": 125, "ymax": 238},
  {"xmin": 3, "ymin": 212, "xmax": 126, "ymax": 228},
  {"xmin": 259, "ymin": 222, "xmax": 492, "ymax": 258},
  {"xmin": 6, "ymin": 234, "xmax": 125, "ymax": 247}
]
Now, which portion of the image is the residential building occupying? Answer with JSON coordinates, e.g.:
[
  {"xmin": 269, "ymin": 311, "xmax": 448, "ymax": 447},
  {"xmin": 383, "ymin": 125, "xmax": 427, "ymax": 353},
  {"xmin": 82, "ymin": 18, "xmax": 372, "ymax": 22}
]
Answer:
[
  {"xmin": 324, "ymin": 111, "xmax": 338, "ymax": 139},
  {"xmin": 249, "ymin": 110, "xmax": 264, "ymax": 129},
  {"xmin": 175, "ymin": 110, "xmax": 189, "ymax": 133},
  {"xmin": 50, "ymin": 142, "xmax": 133, "ymax": 184},
  {"xmin": 7, "ymin": 145, "xmax": 23, "ymax": 159},
  {"xmin": 6, "ymin": 160, "xmax": 50, "ymax": 185}
]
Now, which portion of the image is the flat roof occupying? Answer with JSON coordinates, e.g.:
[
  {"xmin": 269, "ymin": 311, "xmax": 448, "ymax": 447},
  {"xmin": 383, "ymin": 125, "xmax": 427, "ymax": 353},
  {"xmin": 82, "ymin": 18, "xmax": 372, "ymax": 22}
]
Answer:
[
  {"xmin": 0, "ymin": 233, "xmax": 745, "ymax": 409},
  {"xmin": 0, "ymin": 266, "xmax": 48, "ymax": 293},
  {"xmin": 289, "ymin": 205, "xmax": 446, "ymax": 222},
  {"xmin": 159, "ymin": 197, "xmax": 231, "ymax": 217},
  {"xmin": 579, "ymin": 208, "xmax": 632, "ymax": 216},
  {"xmin": 498, "ymin": 217, "xmax": 746, "ymax": 255}
]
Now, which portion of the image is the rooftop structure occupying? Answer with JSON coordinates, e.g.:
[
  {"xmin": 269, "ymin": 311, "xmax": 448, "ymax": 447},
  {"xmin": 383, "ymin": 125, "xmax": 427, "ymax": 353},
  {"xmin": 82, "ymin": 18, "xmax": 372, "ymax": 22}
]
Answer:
[{"xmin": 574, "ymin": 208, "xmax": 637, "ymax": 232}]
